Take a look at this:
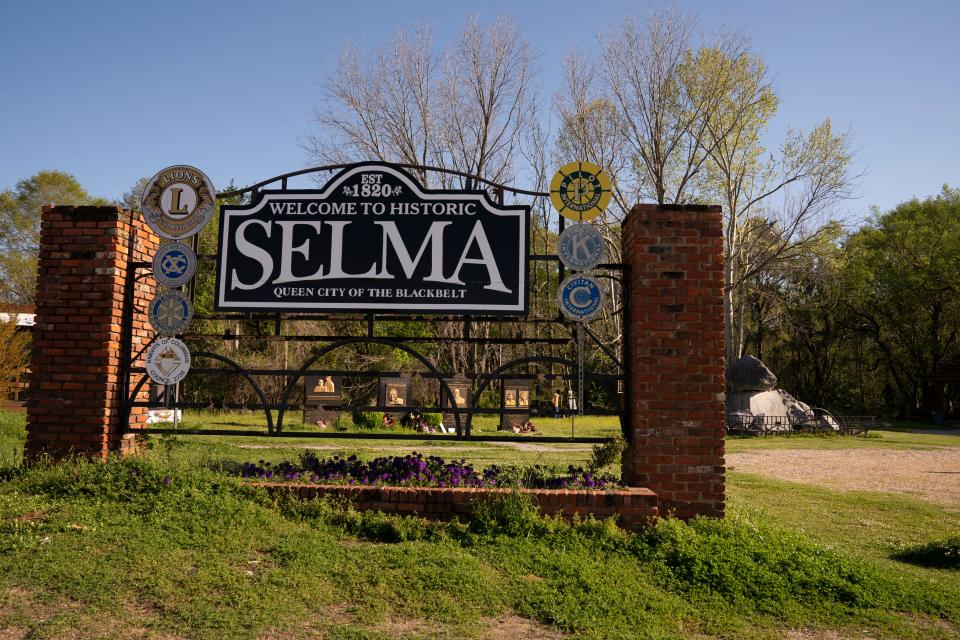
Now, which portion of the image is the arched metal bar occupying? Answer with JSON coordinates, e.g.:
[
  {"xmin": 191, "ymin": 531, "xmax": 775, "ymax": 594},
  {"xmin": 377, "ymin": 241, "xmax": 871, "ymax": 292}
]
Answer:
[
  {"xmin": 129, "ymin": 335, "xmax": 158, "ymax": 368},
  {"xmin": 467, "ymin": 355, "xmax": 579, "ymax": 437},
  {"xmin": 123, "ymin": 351, "xmax": 275, "ymax": 434},
  {"xmin": 275, "ymin": 337, "xmax": 462, "ymax": 435},
  {"xmin": 216, "ymin": 162, "xmax": 550, "ymax": 199}
]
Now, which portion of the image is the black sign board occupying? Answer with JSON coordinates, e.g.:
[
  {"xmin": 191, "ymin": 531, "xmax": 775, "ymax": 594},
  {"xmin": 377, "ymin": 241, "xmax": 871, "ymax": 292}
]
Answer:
[{"xmin": 215, "ymin": 163, "xmax": 529, "ymax": 314}]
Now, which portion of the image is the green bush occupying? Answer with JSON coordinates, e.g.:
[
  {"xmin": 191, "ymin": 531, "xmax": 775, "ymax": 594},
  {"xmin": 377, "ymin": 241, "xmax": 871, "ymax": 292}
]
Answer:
[
  {"xmin": 588, "ymin": 435, "xmax": 626, "ymax": 472},
  {"xmin": 332, "ymin": 413, "xmax": 354, "ymax": 431},
  {"xmin": 422, "ymin": 412, "xmax": 443, "ymax": 427},
  {"xmin": 893, "ymin": 535, "xmax": 960, "ymax": 569},
  {"xmin": 351, "ymin": 410, "xmax": 384, "ymax": 430}
]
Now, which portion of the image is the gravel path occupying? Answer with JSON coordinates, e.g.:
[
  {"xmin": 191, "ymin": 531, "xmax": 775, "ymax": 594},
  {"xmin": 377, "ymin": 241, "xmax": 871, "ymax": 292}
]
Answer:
[{"xmin": 728, "ymin": 447, "xmax": 960, "ymax": 508}]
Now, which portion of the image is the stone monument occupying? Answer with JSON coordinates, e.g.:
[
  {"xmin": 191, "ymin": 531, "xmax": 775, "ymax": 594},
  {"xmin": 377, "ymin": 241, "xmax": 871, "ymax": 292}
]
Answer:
[
  {"xmin": 379, "ymin": 376, "xmax": 411, "ymax": 421},
  {"xmin": 499, "ymin": 379, "xmax": 531, "ymax": 430},
  {"xmin": 441, "ymin": 378, "xmax": 471, "ymax": 433},
  {"xmin": 303, "ymin": 374, "xmax": 342, "ymax": 428}
]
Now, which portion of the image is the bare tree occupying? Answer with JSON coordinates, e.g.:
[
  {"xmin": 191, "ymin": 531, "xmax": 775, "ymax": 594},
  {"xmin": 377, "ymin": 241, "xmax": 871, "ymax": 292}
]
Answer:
[
  {"xmin": 306, "ymin": 15, "xmax": 541, "ymax": 378},
  {"xmin": 306, "ymin": 16, "xmax": 537, "ymax": 190},
  {"xmin": 599, "ymin": 7, "xmax": 749, "ymax": 205},
  {"xmin": 565, "ymin": 8, "xmax": 856, "ymax": 364}
]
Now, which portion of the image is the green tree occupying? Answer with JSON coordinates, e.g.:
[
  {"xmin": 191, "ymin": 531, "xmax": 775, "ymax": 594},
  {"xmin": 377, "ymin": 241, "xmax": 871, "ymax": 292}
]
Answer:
[
  {"xmin": 844, "ymin": 186, "xmax": 960, "ymax": 415},
  {"xmin": 0, "ymin": 171, "xmax": 106, "ymax": 305}
]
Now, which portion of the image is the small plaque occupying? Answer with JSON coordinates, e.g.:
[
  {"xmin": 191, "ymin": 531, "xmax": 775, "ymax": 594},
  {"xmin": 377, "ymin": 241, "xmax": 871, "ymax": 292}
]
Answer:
[
  {"xmin": 558, "ymin": 275, "xmax": 603, "ymax": 322},
  {"xmin": 146, "ymin": 337, "xmax": 191, "ymax": 385},
  {"xmin": 558, "ymin": 223, "xmax": 604, "ymax": 271},
  {"xmin": 379, "ymin": 377, "xmax": 411, "ymax": 411},
  {"xmin": 153, "ymin": 242, "xmax": 197, "ymax": 287},
  {"xmin": 141, "ymin": 165, "xmax": 216, "ymax": 240},
  {"xmin": 149, "ymin": 289, "xmax": 193, "ymax": 336},
  {"xmin": 305, "ymin": 375, "xmax": 342, "ymax": 403},
  {"xmin": 385, "ymin": 384, "xmax": 406, "ymax": 406},
  {"xmin": 442, "ymin": 383, "xmax": 471, "ymax": 408},
  {"xmin": 549, "ymin": 161, "xmax": 612, "ymax": 222}
]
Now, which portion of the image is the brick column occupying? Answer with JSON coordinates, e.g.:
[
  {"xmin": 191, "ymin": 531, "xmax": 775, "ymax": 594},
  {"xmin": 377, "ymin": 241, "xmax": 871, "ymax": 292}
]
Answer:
[
  {"xmin": 621, "ymin": 204, "xmax": 726, "ymax": 519},
  {"xmin": 26, "ymin": 206, "xmax": 158, "ymax": 459}
]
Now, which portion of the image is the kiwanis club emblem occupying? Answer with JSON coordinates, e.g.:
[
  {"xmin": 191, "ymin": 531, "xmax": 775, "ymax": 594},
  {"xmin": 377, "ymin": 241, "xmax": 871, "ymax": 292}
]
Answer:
[
  {"xmin": 148, "ymin": 289, "xmax": 193, "ymax": 336},
  {"xmin": 558, "ymin": 223, "xmax": 604, "ymax": 272},
  {"xmin": 152, "ymin": 242, "xmax": 197, "ymax": 287},
  {"xmin": 141, "ymin": 165, "xmax": 216, "ymax": 240},
  {"xmin": 145, "ymin": 337, "xmax": 192, "ymax": 385}
]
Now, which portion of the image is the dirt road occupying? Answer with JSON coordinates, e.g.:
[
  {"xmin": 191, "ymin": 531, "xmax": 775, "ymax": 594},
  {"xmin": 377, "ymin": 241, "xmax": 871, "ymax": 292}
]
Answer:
[{"xmin": 728, "ymin": 447, "xmax": 960, "ymax": 508}]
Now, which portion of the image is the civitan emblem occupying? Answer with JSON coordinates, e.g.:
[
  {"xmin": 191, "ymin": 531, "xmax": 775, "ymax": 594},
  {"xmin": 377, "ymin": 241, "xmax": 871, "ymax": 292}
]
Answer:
[
  {"xmin": 145, "ymin": 337, "xmax": 192, "ymax": 385},
  {"xmin": 557, "ymin": 274, "xmax": 603, "ymax": 321},
  {"xmin": 152, "ymin": 242, "xmax": 197, "ymax": 287},
  {"xmin": 550, "ymin": 161, "xmax": 612, "ymax": 222},
  {"xmin": 148, "ymin": 289, "xmax": 193, "ymax": 336},
  {"xmin": 141, "ymin": 165, "xmax": 216, "ymax": 239}
]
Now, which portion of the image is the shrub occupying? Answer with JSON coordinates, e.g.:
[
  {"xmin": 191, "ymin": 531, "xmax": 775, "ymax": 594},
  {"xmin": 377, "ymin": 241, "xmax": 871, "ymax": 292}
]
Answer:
[
  {"xmin": 588, "ymin": 435, "xmax": 626, "ymax": 472},
  {"xmin": 351, "ymin": 410, "xmax": 384, "ymax": 430},
  {"xmin": 332, "ymin": 413, "xmax": 354, "ymax": 431},
  {"xmin": 422, "ymin": 412, "xmax": 443, "ymax": 427},
  {"xmin": 468, "ymin": 492, "xmax": 547, "ymax": 538},
  {"xmin": 893, "ymin": 535, "xmax": 960, "ymax": 569}
]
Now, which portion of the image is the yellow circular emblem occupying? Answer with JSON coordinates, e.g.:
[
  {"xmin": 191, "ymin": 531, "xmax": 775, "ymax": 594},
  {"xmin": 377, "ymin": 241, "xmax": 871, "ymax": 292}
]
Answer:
[{"xmin": 549, "ymin": 161, "xmax": 612, "ymax": 222}]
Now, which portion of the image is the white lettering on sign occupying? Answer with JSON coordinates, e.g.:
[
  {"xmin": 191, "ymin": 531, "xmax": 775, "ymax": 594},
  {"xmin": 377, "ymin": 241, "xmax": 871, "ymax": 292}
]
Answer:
[{"xmin": 230, "ymin": 219, "xmax": 510, "ymax": 293}]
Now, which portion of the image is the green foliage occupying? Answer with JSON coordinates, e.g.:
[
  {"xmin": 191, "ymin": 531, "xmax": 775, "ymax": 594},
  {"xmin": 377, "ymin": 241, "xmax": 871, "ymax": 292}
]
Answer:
[
  {"xmin": 0, "ymin": 171, "xmax": 107, "ymax": 304},
  {"xmin": 588, "ymin": 434, "xmax": 625, "ymax": 472},
  {"xmin": 632, "ymin": 515, "xmax": 894, "ymax": 612},
  {"xmin": 0, "ymin": 321, "xmax": 29, "ymax": 403},
  {"xmin": 351, "ymin": 410, "xmax": 385, "ymax": 430},
  {"xmin": 421, "ymin": 412, "xmax": 442, "ymax": 427},
  {"xmin": 894, "ymin": 535, "xmax": 960, "ymax": 570},
  {"xmin": 332, "ymin": 413, "xmax": 355, "ymax": 431},
  {"xmin": 843, "ymin": 185, "xmax": 960, "ymax": 415},
  {"xmin": 0, "ymin": 449, "xmax": 958, "ymax": 638},
  {"xmin": 0, "ymin": 409, "xmax": 26, "ymax": 468}
]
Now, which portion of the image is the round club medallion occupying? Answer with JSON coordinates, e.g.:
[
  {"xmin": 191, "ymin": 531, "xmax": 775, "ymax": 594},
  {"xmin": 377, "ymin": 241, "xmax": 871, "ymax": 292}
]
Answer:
[
  {"xmin": 148, "ymin": 289, "xmax": 194, "ymax": 336},
  {"xmin": 557, "ymin": 275, "xmax": 603, "ymax": 322},
  {"xmin": 141, "ymin": 165, "xmax": 216, "ymax": 239},
  {"xmin": 145, "ymin": 337, "xmax": 192, "ymax": 385},
  {"xmin": 549, "ymin": 161, "xmax": 612, "ymax": 222},
  {"xmin": 152, "ymin": 242, "xmax": 197, "ymax": 287},
  {"xmin": 558, "ymin": 223, "xmax": 604, "ymax": 271}
]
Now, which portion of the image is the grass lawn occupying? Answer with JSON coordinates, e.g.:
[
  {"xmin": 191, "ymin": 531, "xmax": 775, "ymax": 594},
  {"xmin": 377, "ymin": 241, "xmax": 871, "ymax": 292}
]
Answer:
[{"xmin": 1, "ymin": 409, "xmax": 959, "ymax": 639}]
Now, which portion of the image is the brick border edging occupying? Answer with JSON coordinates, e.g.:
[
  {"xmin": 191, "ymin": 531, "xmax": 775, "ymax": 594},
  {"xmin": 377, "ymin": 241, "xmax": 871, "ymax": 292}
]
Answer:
[{"xmin": 251, "ymin": 483, "xmax": 658, "ymax": 530}]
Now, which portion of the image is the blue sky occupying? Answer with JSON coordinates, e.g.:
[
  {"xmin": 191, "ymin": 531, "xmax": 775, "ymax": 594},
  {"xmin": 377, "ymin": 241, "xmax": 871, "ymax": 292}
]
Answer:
[{"xmin": 1, "ymin": 0, "xmax": 957, "ymax": 220}]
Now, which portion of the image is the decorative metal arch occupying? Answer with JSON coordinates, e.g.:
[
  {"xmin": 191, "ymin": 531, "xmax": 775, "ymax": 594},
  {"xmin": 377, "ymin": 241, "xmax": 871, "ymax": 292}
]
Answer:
[
  {"xmin": 216, "ymin": 162, "xmax": 549, "ymax": 200},
  {"xmin": 124, "ymin": 351, "xmax": 275, "ymax": 433},
  {"xmin": 274, "ymin": 337, "xmax": 465, "ymax": 435}
]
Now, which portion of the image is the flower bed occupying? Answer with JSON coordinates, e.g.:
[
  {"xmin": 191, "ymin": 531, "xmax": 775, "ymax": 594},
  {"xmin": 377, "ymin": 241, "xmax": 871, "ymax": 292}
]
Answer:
[{"xmin": 238, "ymin": 452, "xmax": 619, "ymax": 490}]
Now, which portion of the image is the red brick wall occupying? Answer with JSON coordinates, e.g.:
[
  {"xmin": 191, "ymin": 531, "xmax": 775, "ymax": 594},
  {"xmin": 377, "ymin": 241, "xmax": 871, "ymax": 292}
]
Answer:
[
  {"xmin": 26, "ymin": 206, "xmax": 158, "ymax": 459},
  {"xmin": 621, "ymin": 204, "xmax": 726, "ymax": 519},
  {"xmin": 254, "ymin": 483, "xmax": 659, "ymax": 530}
]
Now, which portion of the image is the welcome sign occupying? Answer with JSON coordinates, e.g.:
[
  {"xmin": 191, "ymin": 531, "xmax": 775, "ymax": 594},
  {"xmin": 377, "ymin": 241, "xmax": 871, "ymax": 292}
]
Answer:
[{"xmin": 215, "ymin": 163, "xmax": 529, "ymax": 314}]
